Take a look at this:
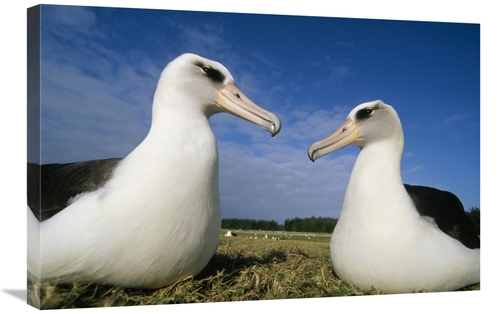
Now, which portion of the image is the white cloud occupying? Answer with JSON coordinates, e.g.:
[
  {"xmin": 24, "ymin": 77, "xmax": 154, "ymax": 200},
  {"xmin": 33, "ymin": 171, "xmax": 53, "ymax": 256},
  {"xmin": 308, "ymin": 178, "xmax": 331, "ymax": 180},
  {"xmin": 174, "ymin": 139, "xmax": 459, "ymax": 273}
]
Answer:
[
  {"xmin": 42, "ymin": 5, "xmax": 99, "ymax": 40},
  {"xmin": 176, "ymin": 23, "xmax": 233, "ymax": 57},
  {"xmin": 336, "ymin": 41, "xmax": 354, "ymax": 47},
  {"xmin": 330, "ymin": 65, "xmax": 355, "ymax": 82},
  {"xmin": 403, "ymin": 152, "xmax": 415, "ymax": 158},
  {"xmin": 445, "ymin": 113, "xmax": 471, "ymax": 125},
  {"xmin": 402, "ymin": 165, "xmax": 425, "ymax": 174}
]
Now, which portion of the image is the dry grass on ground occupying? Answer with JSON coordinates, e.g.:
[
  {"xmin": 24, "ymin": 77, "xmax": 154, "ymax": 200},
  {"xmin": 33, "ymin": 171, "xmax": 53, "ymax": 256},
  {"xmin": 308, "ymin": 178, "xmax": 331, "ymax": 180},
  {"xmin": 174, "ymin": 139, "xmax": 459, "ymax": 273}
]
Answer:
[{"xmin": 27, "ymin": 231, "xmax": 479, "ymax": 309}]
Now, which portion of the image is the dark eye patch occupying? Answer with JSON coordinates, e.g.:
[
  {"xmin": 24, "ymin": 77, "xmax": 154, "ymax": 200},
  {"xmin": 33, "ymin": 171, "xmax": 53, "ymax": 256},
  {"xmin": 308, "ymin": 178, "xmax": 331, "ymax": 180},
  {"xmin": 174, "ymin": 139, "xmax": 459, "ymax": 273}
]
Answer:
[
  {"xmin": 355, "ymin": 107, "xmax": 374, "ymax": 120},
  {"xmin": 194, "ymin": 62, "xmax": 225, "ymax": 83}
]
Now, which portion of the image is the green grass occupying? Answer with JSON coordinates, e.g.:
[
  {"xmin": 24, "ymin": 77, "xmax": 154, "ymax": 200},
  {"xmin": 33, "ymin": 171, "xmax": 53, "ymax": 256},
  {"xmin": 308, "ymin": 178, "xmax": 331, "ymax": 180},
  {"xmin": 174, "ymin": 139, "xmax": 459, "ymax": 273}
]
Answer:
[{"xmin": 27, "ymin": 230, "xmax": 479, "ymax": 309}]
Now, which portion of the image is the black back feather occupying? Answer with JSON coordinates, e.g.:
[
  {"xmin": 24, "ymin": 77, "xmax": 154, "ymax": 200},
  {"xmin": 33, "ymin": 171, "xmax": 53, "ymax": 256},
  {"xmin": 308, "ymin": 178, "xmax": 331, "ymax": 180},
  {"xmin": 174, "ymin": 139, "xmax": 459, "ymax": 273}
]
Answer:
[
  {"xmin": 404, "ymin": 184, "xmax": 479, "ymax": 249},
  {"xmin": 27, "ymin": 158, "xmax": 122, "ymax": 222}
]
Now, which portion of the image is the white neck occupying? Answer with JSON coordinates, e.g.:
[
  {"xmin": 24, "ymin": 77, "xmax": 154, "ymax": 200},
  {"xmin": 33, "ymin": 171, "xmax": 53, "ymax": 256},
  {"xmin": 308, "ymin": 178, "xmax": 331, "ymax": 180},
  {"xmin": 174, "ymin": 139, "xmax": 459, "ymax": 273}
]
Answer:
[
  {"xmin": 105, "ymin": 90, "xmax": 219, "ymax": 221},
  {"xmin": 341, "ymin": 139, "xmax": 416, "ymax": 226},
  {"xmin": 131, "ymin": 86, "xmax": 216, "ymax": 167}
]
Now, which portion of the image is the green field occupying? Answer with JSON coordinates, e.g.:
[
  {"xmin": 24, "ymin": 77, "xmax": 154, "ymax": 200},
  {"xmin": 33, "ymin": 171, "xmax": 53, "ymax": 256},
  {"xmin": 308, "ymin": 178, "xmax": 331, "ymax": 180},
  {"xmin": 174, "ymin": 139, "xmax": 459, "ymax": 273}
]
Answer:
[{"xmin": 28, "ymin": 230, "xmax": 479, "ymax": 309}]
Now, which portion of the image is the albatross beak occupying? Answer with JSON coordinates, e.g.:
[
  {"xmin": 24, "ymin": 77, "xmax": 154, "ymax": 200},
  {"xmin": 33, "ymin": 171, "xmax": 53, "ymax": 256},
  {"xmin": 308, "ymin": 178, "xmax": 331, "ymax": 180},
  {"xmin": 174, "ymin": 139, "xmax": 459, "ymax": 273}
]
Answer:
[
  {"xmin": 308, "ymin": 118, "xmax": 359, "ymax": 162},
  {"xmin": 217, "ymin": 83, "xmax": 281, "ymax": 137}
]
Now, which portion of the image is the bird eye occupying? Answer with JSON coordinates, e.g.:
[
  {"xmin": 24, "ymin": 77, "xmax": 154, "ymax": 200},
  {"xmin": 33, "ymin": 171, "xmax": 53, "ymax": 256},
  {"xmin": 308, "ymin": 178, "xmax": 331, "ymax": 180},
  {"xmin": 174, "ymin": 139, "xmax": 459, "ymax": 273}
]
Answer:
[
  {"xmin": 197, "ymin": 64, "xmax": 225, "ymax": 82},
  {"xmin": 355, "ymin": 107, "xmax": 375, "ymax": 120},
  {"xmin": 202, "ymin": 66, "xmax": 212, "ymax": 75}
]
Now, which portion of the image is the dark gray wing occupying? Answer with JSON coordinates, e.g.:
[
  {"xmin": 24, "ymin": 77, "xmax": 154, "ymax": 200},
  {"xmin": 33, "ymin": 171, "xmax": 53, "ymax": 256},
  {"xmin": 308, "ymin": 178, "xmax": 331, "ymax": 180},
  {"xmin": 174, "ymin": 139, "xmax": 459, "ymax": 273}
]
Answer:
[
  {"xmin": 404, "ymin": 184, "xmax": 480, "ymax": 249},
  {"xmin": 27, "ymin": 158, "xmax": 122, "ymax": 222}
]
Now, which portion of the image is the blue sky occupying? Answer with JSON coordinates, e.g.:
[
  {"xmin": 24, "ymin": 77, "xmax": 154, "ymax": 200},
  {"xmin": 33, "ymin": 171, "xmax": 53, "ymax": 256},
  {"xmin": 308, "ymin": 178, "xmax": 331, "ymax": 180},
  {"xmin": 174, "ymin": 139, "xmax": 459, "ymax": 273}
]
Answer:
[{"xmin": 33, "ymin": 4, "xmax": 481, "ymax": 224}]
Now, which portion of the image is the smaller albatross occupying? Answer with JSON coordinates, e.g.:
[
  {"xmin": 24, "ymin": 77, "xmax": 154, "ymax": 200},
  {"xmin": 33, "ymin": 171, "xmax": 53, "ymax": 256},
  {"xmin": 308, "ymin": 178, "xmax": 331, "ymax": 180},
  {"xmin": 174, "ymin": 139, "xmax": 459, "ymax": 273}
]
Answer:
[
  {"xmin": 27, "ymin": 53, "xmax": 281, "ymax": 289},
  {"xmin": 308, "ymin": 100, "xmax": 479, "ymax": 293}
]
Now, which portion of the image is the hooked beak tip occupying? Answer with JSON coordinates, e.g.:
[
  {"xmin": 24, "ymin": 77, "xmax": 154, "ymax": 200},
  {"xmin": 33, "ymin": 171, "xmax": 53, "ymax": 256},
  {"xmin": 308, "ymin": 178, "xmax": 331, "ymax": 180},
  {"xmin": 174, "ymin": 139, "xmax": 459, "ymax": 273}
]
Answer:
[
  {"xmin": 307, "ymin": 148, "xmax": 316, "ymax": 162},
  {"xmin": 269, "ymin": 117, "xmax": 281, "ymax": 137}
]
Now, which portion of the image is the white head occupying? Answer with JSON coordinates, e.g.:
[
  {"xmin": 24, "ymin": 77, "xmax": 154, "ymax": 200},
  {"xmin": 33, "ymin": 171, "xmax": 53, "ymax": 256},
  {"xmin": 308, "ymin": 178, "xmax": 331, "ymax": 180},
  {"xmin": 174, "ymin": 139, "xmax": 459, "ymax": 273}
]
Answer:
[
  {"xmin": 308, "ymin": 100, "xmax": 404, "ymax": 161},
  {"xmin": 154, "ymin": 53, "xmax": 281, "ymax": 136}
]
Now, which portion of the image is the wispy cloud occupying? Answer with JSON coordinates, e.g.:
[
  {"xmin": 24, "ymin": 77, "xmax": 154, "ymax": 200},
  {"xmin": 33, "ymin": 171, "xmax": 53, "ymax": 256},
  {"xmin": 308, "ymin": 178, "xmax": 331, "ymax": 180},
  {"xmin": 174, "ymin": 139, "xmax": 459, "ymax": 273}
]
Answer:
[
  {"xmin": 330, "ymin": 65, "xmax": 355, "ymax": 83},
  {"xmin": 42, "ymin": 5, "xmax": 100, "ymax": 41},
  {"xmin": 402, "ymin": 165, "xmax": 425, "ymax": 174},
  {"xmin": 336, "ymin": 41, "xmax": 354, "ymax": 47},
  {"xmin": 175, "ymin": 22, "xmax": 234, "ymax": 58},
  {"xmin": 445, "ymin": 113, "xmax": 472, "ymax": 125}
]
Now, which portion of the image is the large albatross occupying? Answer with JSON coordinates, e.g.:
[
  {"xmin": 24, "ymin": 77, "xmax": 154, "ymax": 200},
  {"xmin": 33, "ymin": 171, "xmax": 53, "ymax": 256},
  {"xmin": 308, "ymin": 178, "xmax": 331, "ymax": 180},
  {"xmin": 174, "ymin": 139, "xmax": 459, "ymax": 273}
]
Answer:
[
  {"xmin": 27, "ymin": 53, "xmax": 281, "ymax": 288},
  {"xmin": 308, "ymin": 100, "xmax": 479, "ymax": 293}
]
